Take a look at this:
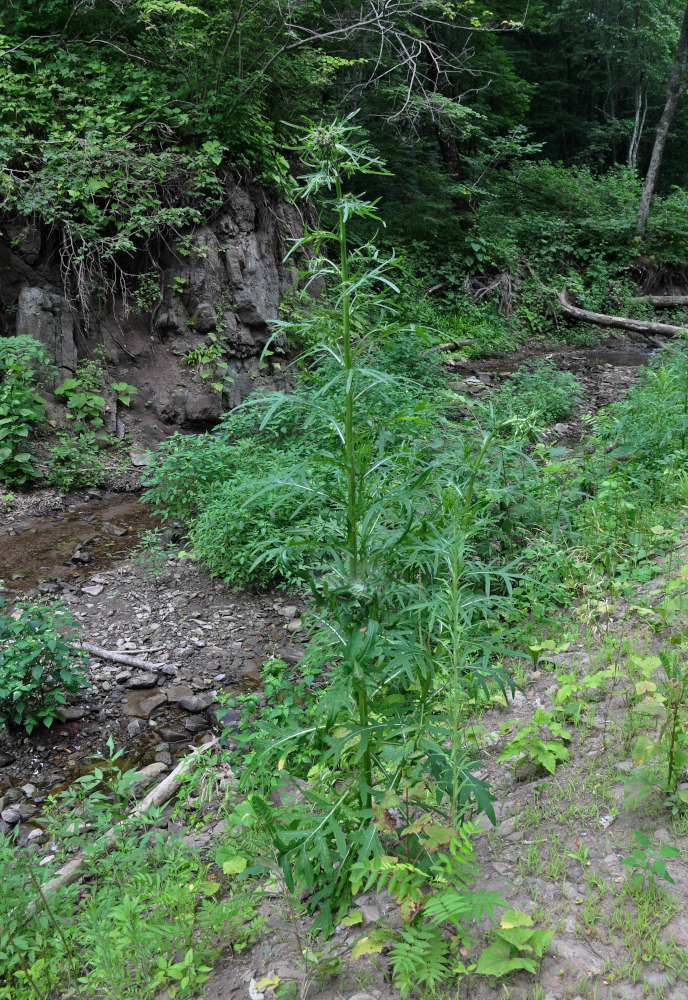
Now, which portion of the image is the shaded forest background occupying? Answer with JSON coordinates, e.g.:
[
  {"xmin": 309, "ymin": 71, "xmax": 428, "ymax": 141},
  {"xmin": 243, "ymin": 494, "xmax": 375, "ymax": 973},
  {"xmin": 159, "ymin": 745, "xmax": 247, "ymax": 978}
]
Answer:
[{"xmin": 4, "ymin": 0, "xmax": 688, "ymax": 333}]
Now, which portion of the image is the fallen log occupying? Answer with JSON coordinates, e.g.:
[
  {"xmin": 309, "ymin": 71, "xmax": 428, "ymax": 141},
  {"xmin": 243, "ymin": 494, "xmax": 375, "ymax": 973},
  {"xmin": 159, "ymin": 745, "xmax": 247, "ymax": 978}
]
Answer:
[
  {"xmin": 74, "ymin": 641, "xmax": 165, "ymax": 670},
  {"xmin": 427, "ymin": 338, "xmax": 474, "ymax": 353},
  {"xmin": 629, "ymin": 295, "xmax": 688, "ymax": 308},
  {"xmin": 38, "ymin": 738, "xmax": 219, "ymax": 899},
  {"xmin": 556, "ymin": 288, "xmax": 687, "ymax": 339}
]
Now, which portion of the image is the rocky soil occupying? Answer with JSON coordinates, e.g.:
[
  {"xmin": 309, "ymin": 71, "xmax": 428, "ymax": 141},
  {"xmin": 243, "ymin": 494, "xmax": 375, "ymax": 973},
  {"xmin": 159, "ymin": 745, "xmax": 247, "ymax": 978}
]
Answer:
[{"xmin": 0, "ymin": 553, "xmax": 308, "ymax": 842}]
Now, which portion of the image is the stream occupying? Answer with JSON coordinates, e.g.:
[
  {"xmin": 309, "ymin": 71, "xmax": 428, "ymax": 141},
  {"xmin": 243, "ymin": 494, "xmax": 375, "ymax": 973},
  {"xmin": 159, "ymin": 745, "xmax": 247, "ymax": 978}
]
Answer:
[{"xmin": 0, "ymin": 338, "xmax": 656, "ymax": 840}]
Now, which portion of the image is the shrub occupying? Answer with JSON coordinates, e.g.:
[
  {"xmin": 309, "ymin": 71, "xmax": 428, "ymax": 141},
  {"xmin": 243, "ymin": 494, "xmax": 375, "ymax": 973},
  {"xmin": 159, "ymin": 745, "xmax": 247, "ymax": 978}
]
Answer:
[
  {"xmin": 0, "ymin": 335, "xmax": 52, "ymax": 484},
  {"xmin": 492, "ymin": 360, "xmax": 582, "ymax": 425},
  {"xmin": 45, "ymin": 432, "xmax": 106, "ymax": 490},
  {"xmin": 0, "ymin": 598, "xmax": 90, "ymax": 733}
]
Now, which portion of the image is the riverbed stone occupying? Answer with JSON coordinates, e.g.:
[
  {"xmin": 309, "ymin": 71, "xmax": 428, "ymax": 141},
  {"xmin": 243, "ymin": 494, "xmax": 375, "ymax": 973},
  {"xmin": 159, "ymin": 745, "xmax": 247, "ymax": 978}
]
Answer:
[
  {"xmin": 184, "ymin": 716, "xmax": 208, "ymax": 734},
  {"xmin": 177, "ymin": 692, "xmax": 215, "ymax": 713},
  {"xmin": 126, "ymin": 672, "xmax": 158, "ymax": 689},
  {"xmin": 122, "ymin": 691, "xmax": 167, "ymax": 718},
  {"xmin": 128, "ymin": 761, "xmax": 169, "ymax": 793},
  {"xmin": 166, "ymin": 684, "xmax": 194, "ymax": 704}
]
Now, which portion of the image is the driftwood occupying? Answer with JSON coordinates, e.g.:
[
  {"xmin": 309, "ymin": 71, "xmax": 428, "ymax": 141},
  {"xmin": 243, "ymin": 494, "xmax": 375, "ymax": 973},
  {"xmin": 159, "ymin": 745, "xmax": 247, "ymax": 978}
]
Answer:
[
  {"xmin": 629, "ymin": 295, "xmax": 688, "ymax": 308},
  {"xmin": 74, "ymin": 641, "xmax": 165, "ymax": 671},
  {"xmin": 556, "ymin": 288, "xmax": 687, "ymax": 339},
  {"xmin": 38, "ymin": 738, "xmax": 219, "ymax": 899},
  {"xmin": 427, "ymin": 338, "xmax": 474, "ymax": 353}
]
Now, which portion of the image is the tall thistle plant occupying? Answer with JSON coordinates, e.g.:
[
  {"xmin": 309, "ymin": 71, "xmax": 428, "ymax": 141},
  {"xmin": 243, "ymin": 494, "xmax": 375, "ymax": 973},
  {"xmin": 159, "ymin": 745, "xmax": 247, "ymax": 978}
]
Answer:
[{"xmin": 233, "ymin": 115, "xmax": 508, "ymax": 934}]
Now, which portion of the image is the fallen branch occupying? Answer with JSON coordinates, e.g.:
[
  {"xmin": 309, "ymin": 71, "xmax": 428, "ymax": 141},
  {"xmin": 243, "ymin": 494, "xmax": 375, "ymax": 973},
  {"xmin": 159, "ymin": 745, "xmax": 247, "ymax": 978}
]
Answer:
[
  {"xmin": 427, "ymin": 339, "xmax": 474, "ymax": 352},
  {"xmin": 38, "ymin": 738, "xmax": 219, "ymax": 899},
  {"xmin": 426, "ymin": 280, "xmax": 451, "ymax": 296},
  {"xmin": 556, "ymin": 287, "xmax": 687, "ymax": 339},
  {"xmin": 74, "ymin": 641, "xmax": 165, "ymax": 670},
  {"xmin": 629, "ymin": 295, "xmax": 688, "ymax": 307}
]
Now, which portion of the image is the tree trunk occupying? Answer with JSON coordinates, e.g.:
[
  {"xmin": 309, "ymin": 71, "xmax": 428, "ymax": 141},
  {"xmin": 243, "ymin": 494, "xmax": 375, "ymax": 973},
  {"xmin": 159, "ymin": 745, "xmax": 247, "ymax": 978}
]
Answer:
[
  {"xmin": 629, "ymin": 295, "xmax": 688, "ymax": 307},
  {"xmin": 636, "ymin": 2, "xmax": 688, "ymax": 233},
  {"xmin": 556, "ymin": 287, "xmax": 687, "ymax": 338},
  {"xmin": 628, "ymin": 83, "xmax": 648, "ymax": 169}
]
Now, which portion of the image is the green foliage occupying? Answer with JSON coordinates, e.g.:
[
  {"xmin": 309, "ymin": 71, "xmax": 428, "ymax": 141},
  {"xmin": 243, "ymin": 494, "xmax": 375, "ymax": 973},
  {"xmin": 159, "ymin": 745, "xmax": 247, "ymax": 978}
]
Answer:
[
  {"xmin": 626, "ymin": 647, "xmax": 688, "ymax": 806},
  {"xmin": 0, "ymin": 598, "xmax": 90, "ymax": 733},
  {"xmin": 183, "ymin": 331, "xmax": 233, "ymax": 394},
  {"xmin": 45, "ymin": 432, "xmax": 106, "ymax": 491},
  {"xmin": 620, "ymin": 831, "xmax": 681, "ymax": 890},
  {"xmin": 193, "ymin": 118, "xmax": 512, "ymax": 947},
  {"xmin": 498, "ymin": 708, "xmax": 571, "ymax": 775},
  {"xmin": 492, "ymin": 361, "xmax": 582, "ymax": 427},
  {"xmin": 476, "ymin": 910, "xmax": 553, "ymax": 977},
  {"xmin": 0, "ymin": 336, "xmax": 51, "ymax": 484},
  {"xmin": 0, "ymin": 748, "xmax": 262, "ymax": 1000},
  {"xmin": 54, "ymin": 356, "xmax": 108, "ymax": 428}
]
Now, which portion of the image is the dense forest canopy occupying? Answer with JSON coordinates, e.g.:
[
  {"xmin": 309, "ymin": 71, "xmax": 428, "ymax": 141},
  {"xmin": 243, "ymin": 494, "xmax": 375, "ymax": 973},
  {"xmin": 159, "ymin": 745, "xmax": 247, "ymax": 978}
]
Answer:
[{"xmin": 4, "ymin": 0, "xmax": 688, "ymax": 305}]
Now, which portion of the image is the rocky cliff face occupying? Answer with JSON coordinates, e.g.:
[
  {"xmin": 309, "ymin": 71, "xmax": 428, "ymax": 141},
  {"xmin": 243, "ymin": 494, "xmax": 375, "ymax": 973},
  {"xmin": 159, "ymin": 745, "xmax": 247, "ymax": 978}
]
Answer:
[{"xmin": 0, "ymin": 175, "xmax": 304, "ymax": 447}]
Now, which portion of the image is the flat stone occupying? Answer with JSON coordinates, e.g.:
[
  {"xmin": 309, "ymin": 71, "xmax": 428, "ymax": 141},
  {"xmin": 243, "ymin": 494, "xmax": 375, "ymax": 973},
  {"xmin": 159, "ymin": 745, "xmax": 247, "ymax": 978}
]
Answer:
[
  {"xmin": 126, "ymin": 672, "xmax": 158, "ymax": 689},
  {"xmin": 0, "ymin": 752, "xmax": 16, "ymax": 768},
  {"xmin": 166, "ymin": 684, "xmax": 194, "ymax": 704},
  {"xmin": 157, "ymin": 727, "xmax": 188, "ymax": 742},
  {"xmin": 496, "ymin": 816, "xmax": 517, "ymax": 837},
  {"xmin": 1, "ymin": 807, "xmax": 20, "ymax": 824},
  {"xmin": 130, "ymin": 449, "xmax": 152, "ymax": 468},
  {"xmin": 207, "ymin": 704, "xmax": 239, "ymax": 729},
  {"xmin": 122, "ymin": 690, "xmax": 167, "ymax": 719},
  {"xmin": 59, "ymin": 706, "xmax": 85, "ymax": 722},
  {"xmin": 286, "ymin": 619, "xmax": 302, "ymax": 633},
  {"xmin": 276, "ymin": 605, "xmax": 298, "ymax": 618},
  {"xmin": 82, "ymin": 584, "xmax": 104, "ymax": 596},
  {"xmin": 280, "ymin": 645, "xmax": 306, "ymax": 665}
]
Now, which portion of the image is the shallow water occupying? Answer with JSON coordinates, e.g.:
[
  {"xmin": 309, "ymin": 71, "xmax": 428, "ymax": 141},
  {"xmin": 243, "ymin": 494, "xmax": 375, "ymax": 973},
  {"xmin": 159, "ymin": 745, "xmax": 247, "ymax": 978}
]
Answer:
[{"xmin": 0, "ymin": 493, "xmax": 159, "ymax": 592}]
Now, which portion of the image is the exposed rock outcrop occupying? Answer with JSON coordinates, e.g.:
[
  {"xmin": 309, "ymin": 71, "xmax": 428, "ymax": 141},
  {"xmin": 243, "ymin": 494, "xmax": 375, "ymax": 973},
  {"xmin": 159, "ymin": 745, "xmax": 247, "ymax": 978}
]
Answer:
[
  {"xmin": 0, "ymin": 174, "xmax": 304, "ymax": 442},
  {"xmin": 16, "ymin": 288, "xmax": 77, "ymax": 376}
]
